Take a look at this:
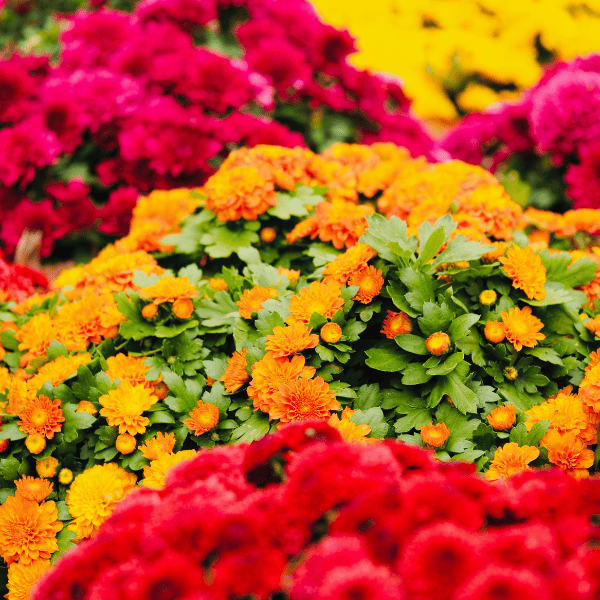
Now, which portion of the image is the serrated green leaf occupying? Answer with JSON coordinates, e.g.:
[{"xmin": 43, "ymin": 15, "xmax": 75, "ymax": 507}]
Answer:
[
  {"xmin": 342, "ymin": 319, "xmax": 367, "ymax": 341},
  {"xmin": 416, "ymin": 219, "xmax": 452, "ymax": 267},
  {"xmin": 418, "ymin": 301, "xmax": 454, "ymax": 336},
  {"xmin": 200, "ymin": 224, "xmax": 260, "ymax": 258},
  {"xmin": 53, "ymin": 529, "xmax": 77, "ymax": 563},
  {"xmin": 401, "ymin": 363, "xmax": 432, "ymax": 385},
  {"xmin": 202, "ymin": 382, "xmax": 231, "ymax": 416},
  {"xmin": 387, "ymin": 281, "xmax": 418, "ymax": 317},
  {"xmin": 328, "ymin": 381, "xmax": 357, "ymax": 398},
  {"xmin": 526, "ymin": 420, "xmax": 550, "ymax": 446},
  {"xmin": 394, "ymin": 408, "xmax": 432, "ymax": 433},
  {"xmin": 395, "ymin": 334, "xmax": 429, "ymax": 355},
  {"xmin": 509, "ymin": 422, "xmax": 529, "ymax": 446},
  {"xmin": 426, "ymin": 353, "xmax": 464, "ymax": 376},
  {"xmin": 0, "ymin": 422, "xmax": 26, "ymax": 441},
  {"xmin": 359, "ymin": 214, "xmax": 416, "ymax": 265},
  {"xmin": 349, "ymin": 407, "xmax": 389, "ymax": 438},
  {"xmin": 541, "ymin": 251, "xmax": 598, "ymax": 288},
  {"xmin": 56, "ymin": 501, "xmax": 71, "ymax": 521},
  {"xmin": 1, "ymin": 328, "xmax": 18, "ymax": 350},
  {"xmin": 270, "ymin": 192, "xmax": 310, "ymax": 219},
  {"xmin": 399, "ymin": 267, "xmax": 435, "ymax": 311},
  {"xmin": 355, "ymin": 384, "xmax": 381, "ymax": 410},
  {"xmin": 525, "ymin": 347, "xmax": 563, "ymax": 365},
  {"xmin": 435, "ymin": 403, "xmax": 480, "ymax": 452},
  {"xmin": 62, "ymin": 404, "xmax": 96, "ymax": 443},
  {"xmin": 448, "ymin": 313, "xmax": 480, "ymax": 342},
  {"xmin": 149, "ymin": 411, "xmax": 176, "ymax": 424},
  {"xmin": 0, "ymin": 456, "xmax": 20, "ymax": 480},
  {"xmin": 229, "ymin": 411, "xmax": 270, "ymax": 443},
  {"xmin": 431, "ymin": 236, "xmax": 494, "ymax": 268},
  {"xmin": 365, "ymin": 342, "xmax": 411, "ymax": 371}
]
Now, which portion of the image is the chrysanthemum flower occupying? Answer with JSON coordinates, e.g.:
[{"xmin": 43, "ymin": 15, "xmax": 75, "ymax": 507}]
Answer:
[
  {"xmin": 184, "ymin": 400, "xmax": 220, "ymax": 436},
  {"xmin": 139, "ymin": 431, "xmax": 176, "ymax": 460},
  {"xmin": 66, "ymin": 463, "xmax": 137, "ymax": 540},
  {"xmin": 172, "ymin": 297, "xmax": 194, "ymax": 319},
  {"xmin": 15, "ymin": 476, "xmax": 53, "ymax": 503},
  {"xmin": 142, "ymin": 449, "xmax": 197, "ymax": 490},
  {"xmin": 381, "ymin": 310, "xmax": 413, "ymax": 339},
  {"xmin": 248, "ymin": 352, "xmax": 316, "ymax": 413},
  {"xmin": 260, "ymin": 227, "xmax": 277, "ymax": 243},
  {"xmin": 36, "ymin": 457, "xmax": 59, "ymax": 479},
  {"xmin": 26, "ymin": 353, "xmax": 91, "ymax": 394},
  {"xmin": 487, "ymin": 404, "xmax": 516, "ymax": 430},
  {"xmin": 140, "ymin": 275, "xmax": 199, "ymax": 304},
  {"xmin": 0, "ymin": 366, "xmax": 11, "ymax": 393},
  {"xmin": 320, "ymin": 322, "xmax": 342, "ymax": 344},
  {"xmin": 116, "ymin": 433, "xmax": 137, "ymax": 455},
  {"xmin": 426, "ymin": 332, "xmax": 451, "ymax": 355},
  {"xmin": 7, "ymin": 559, "xmax": 52, "ymax": 600},
  {"xmin": 500, "ymin": 306, "xmax": 545, "ymax": 352},
  {"xmin": 484, "ymin": 443, "xmax": 540, "ymax": 481},
  {"xmin": 349, "ymin": 265, "xmax": 384, "ymax": 304},
  {"xmin": 16, "ymin": 312, "xmax": 55, "ymax": 363},
  {"xmin": 525, "ymin": 392, "xmax": 588, "ymax": 440},
  {"xmin": 265, "ymin": 323, "xmax": 319, "ymax": 358},
  {"xmin": 328, "ymin": 408, "xmax": 376, "ymax": 445},
  {"xmin": 500, "ymin": 245, "xmax": 546, "ymax": 300},
  {"xmin": 6, "ymin": 377, "xmax": 30, "ymax": 416},
  {"xmin": 267, "ymin": 376, "xmax": 339, "ymax": 422},
  {"xmin": 99, "ymin": 381, "xmax": 159, "ymax": 435},
  {"xmin": 204, "ymin": 166, "xmax": 277, "ymax": 222},
  {"xmin": 287, "ymin": 281, "xmax": 344, "ymax": 325},
  {"xmin": 322, "ymin": 243, "xmax": 377, "ymax": 285},
  {"xmin": 236, "ymin": 286, "xmax": 278, "ymax": 318},
  {"xmin": 105, "ymin": 353, "xmax": 155, "ymax": 388},
  {"xmin": 484, "ymin": 320, "xmax": 506, "ymax": 344},
  {"xmin": 420, "ymin": 421, "xmax": 451, "ymax": 448},
  {"xmin": 209, "ymin": 277, "xmax": 228, "ymax": 291},
  {"xmin": 0, "ymin": 495, "xmax": 62, "ymax": 564},
  {"xmin": 18, "ymin": 395, "xmax": 65, "ymax": 439},
  {"xmin": 277, "ymin": 266, "xmax": 301, "ymax": 285},
  {"xmin": 220, "ymin": 349, "xmax": 249, "ymax": 393},
  {"xmin": 541, "ymin": 430, "xmax": 594, "ymax": 480},
  {"xmin": 25, "ymin": 435, "xmax": 46, "ymax": 455}
]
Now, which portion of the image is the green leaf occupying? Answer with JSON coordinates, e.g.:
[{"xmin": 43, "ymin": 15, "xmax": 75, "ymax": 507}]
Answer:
[
  {"xmin": 509, "ymin": 422, "xmax": 529, "ymax": 446},
  {"xmin": 399, "ymin": 267, "xmax": 435, "ymax": 311},
  {"xmin": 435, "ymin": 403, "xmax": 480, "ymax": 452},
  {"xmin": 149, "ymin": 411, "xmax": 176, "ymax": 424},
  {"xmin": 178, "ymin": 264, "xmax": 204, "ymax": 285},
  {"xmin": 526, "ymin": 420, "xmax": 550, "ymax": 446},
  {"xmin": 1, "ymin": 329, "xmax": 19, "ymax": 350},
  {"xmin": 270, "ymin": 192, "xmax": 310, "ymax": 219},
  {"xmin": 360, "ymin": 214, "xmax": 416, "ymax": 265},
  {"xmin": 355, "ymin": 384, "xmax": 381, "ymax": 410},
  {"xmin": 448, "ymin": 313, "xmax": 480, "ymax": 342},
  {"xmin": 435, "ymin": 372, "xmax": 478, "ymax": 414},
  {"xmin": 255, "ymin": 310, "xmax": 285, "ymax": 337},
  {"xmin": 229, "ymin": 411, "xmax": 270, "ymax": 443},
  {"xmin": 431, "ymin": 236, "xmax": 494, "ymax": 268},
  {"xmin": 0, "ymin": 456, "xmax": 20, "ymax": 480},
  {"xmin": 203, "ymin": 357, "xmax": 228, "ymax": 381},
  {"xmin": 426, "ymin": 353, "xmax": 464, "ymax": 376},
  {"xmin": 200, "ymin": 224, "xmax": 260, "ymax": 258},
  {"xmin": 365, "ymin": 342, "xmax": 411, "ymax": 371},
  {"xmin": 401, "ymin": 363, "xmax": 432, "ymax": 385},
  {"xmin": 0, "ymin": 422, "xmax": 26, "ymax": 441},
  {"xmin": 497, "ymin": 384, "xmax": 540, "ymax": 411},
  {"xmin": 161, "ymin": 210, "xmax": 214, "ymax": 254},
  {"xmin": 387, "ymin": 281, "xmax": 418, "ymax": 317},
  {"xmin": 349, "ymin": 407, "xmax": 389, "ymax": 438},
  {"xmin": 202, "ymin": 382, "xmax": 231, "ymax": 416},
  {"xmin": 415, "ymin": 224, "xmax": 446, "ymax": 268},
  {"xmin": 418, "ymin": 301, "xmax": 454, "ymax": 336},
  {"xmin": 525, "ymin": 347, "xmax": 563, "ymax": 365},
  {"xmin": 53, "ymin": 529, "xmax": 77, "ymax": 564},
  {"xmin": 394, "ymin": 408, "xmax": 432, "ymax": 433},
  {"xmin": 328, "ymin": 381, "xmax": 357, "ymax": 399},
  {"xmin": 455, "ymin": 331, "xmax": 487, "ymax": 367},
  {"xmin": 523, "ymin": 282, "xmax": 586, "ymax": 307},
  {"xmin": 395, "ymin": 334, "xmax": 429, "ymax": 355},
  {"xmin": 452, "ymin": 449, "xmax": 486, "ymax": 462},
  {"xmin": 342, "ymin": 319, "xmax": 367, "ymax": 341},
  {"xmin": 541, "ymin": 250, "xmax": 598, "ymax": 288},
  {"xmin": 46, "ymin": 341, "xmax": 69, "ymax": 361},
  {"xmin": 62, "ymin": 404, "xmax": 96, "ymax": 443},
  {"xmin": 56, "ymin": 501, "xmax": 72, "ymax": 521}
]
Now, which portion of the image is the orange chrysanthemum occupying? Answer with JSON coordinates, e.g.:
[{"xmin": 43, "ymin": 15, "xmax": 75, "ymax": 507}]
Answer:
[
  {"xmin": 105, "ymin": 353, "xmax": 153, "ymax": 388},
  {"xmin": 66, "ymin": 463, "xmax": 137, "ymax": 540},
  {"xmin": 420, "ymin": 421, "xmax": 450, "ymax": 448},
  {"xmin": 26, "ymin": 353, "xmax": 91, "ymax": 394},
  {"xmin": 183, "ymin": 400, "xmax": 220, "ymax": 435},
  {"xmin": 15, "ymin": 476, "xmax": 53, "ymax": 503},
  {"xmin": 425, "ymin": 332, "xmax": 451, "ymax": 355},
  {"xmin": 6, "ymin": 377, "xmax": 30, "ymax": 416},
  {"xmin": 0, "ymin": 495, "xmax": 62, "ymax": 564},
  {"xmin": 99, "ymin": 382, "xmax": 159, "ymax": 435},
  {"xmin": 381, "ymin": 311, "xmax": 413, "ymax": 339},
  {"xmin": 265, "ymin": 323, "xmax": 319, "ymax": 358},
  {"xmin": 220, "ymin": 349, "xmax": 249, "ymax": 393},
  {"xmin": 0, "ymin": 366, "xmax": 12, "ymax": 393},
  {"xmin": 500, "ymin": 245, "xmax": 546, "ymax": 300},
  {"xmin": 322, "ymin": 243, "xmax": 377, "ymax": 285},
  {"xmin": 500, "ymin": 306, "xmax": 545, "ymax": 352},
  {"xmin": 487, "ymin": 404, "xmax": 516, "ymax": 430},
  {"xmin": 267, "ymin": 376, "xmax": 339, "ymax": 423},
  {"xmin": 484, "ymin": 320, "xmax": 506, "ymax": 344},
  {"xmin": 541, "ymin": 430, "xmax": 594, "ymax": 480},
  {"xmin": 209, "ymin": 277, "xmax": 229, "ymax": 291},
  {"xmin": 143, "ymin": 450, "xmax": 197, "ymax": 490},
  {"xmin": 277, "ymin": 266, "xmax": 301, "ymax": 285},
  {"xmin": 248, "ymin": 352, "xmax": 316, "ymax": 413},
  {"xmin": 484, "ymin": 443, "xmax": 540, "ymax": 481},
  {"xmin": 585, "ymin": 314, "xmax": 600, "ymax": 337},
  {"xmin": 287, "ymin": 281, "xmax": 344, "ymax": 325},
  {"xmin": 18, "ymin": 396, "xmax": 65, "ymax": 440},
  {"xmin": 139, "ymin": 431, "xmax": 176, "ymax": 460},
  {"xmin": 237, "ymin": 286, "xmax": 278, "ymax": 318},
  {"xmin": 140, "ymin": 276, "xmax": 199, "ymax": 304},
  {"xmin": 349, "ymin": 265, "xmax": 384, "ymax": 304},
  {"xmin": 16, "ymin": 313, "xmax": 55, "ymax": 363},
  {"xmin": 321, "ymin": 322, "xmax": 343, "ymax": 344},
  {"xmin": 328, "ymin": 407, "xmax": 376, "ymax": 444},
  {"xmin": 525, "ymin": 392, "xmax": 588, "ymax": 440},
  {"xmin": 7, "ymin": 559, "xmax": 52, "ymax": 600},
  {"xmin": 204, "ymin": 166, "xmax": 277, "ymax": 221}
]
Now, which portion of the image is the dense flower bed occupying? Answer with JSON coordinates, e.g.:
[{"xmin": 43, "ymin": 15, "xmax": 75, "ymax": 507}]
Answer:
[
  {"xmin": 442, "ymin": 53, "xmax": 600, "ymax": 212},
  {"xmin": 3, "ymin": 143, "xmax": 600, "ymax": 596},
  {"xmin": 29, "ymin": 420, "xmax": 600, "ymax": 600},
  {"xmin": 0, "ymin": 0, "xmax": 432, "ymax": 260},
  {"xmin": 312, "ymin": 0, "xmax": 600, "ymax": 122}
]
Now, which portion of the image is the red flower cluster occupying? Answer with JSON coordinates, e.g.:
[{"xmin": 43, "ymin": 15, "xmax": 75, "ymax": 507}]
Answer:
[
  {"xmin": 0, "ymin": 0, "xmax": 433, "ymax": 256},
  {"xmin": 0, "ymin": 250, "xmax": 48, "ymax": 302},
  {"xmin": 441, "ymin": 53, "xmax": 600, "ymax": 209},
  {"xmin": 34, "ymin": 421, "xmax": 600, "ymax": 600}
]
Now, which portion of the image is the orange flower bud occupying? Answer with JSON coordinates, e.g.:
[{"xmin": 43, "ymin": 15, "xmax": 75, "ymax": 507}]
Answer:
[
  {"xmin": 260, "ymin": 227, "xmax": 277, "ymax": 243},
  {"xmin": 209, "ymin": 278, "xmax": 228, "ymax": 291},
  {"xmin": 116, "ymin": 433, "xmax": 137, "ymax": 455},
  {"xmin": 381, "ymin": 310, "xmax": 412, "ymax": 339},
  {"xmin": 76, "ymin": 400, "xmax": 97, "ymax": 415},
  {"xmin": 26, "ymin": 434, "xmax": 46, "ymax": 455},
  {"xmin": 425, "ymin": 332, "xmax": 450, "ymax": 355},
  {"xmin": 0, "ymin": 440, "xmax": 9, "ymax": 453},
  {"xmin": 172, "ymin": 298, "xmax": 194, "ymax": 319},
  {"xmin": 152, "ymin": 381, "xmax": 169, "ymax": 400},
  {"xmin": 484, "ymin": 321, "xmax": 506, "ymax": 344},
  {"xmin": 321, "ymin": 323, "xmax": 343, "ymax": 344},
  {"xmin": 36, "ymin": 456, "xmax": 58, "ymax": 477},
  {"xmin": 487, "ymin": 404, "xmax": 516, "ymax": 430},
  {"xmin": 142, "ymin": 303, "xmax": 159, "ymax": 320},
  {"xmin": 205, "ymin": 376, "xmax": 216, "ymax": 386},
  {"xmin": 420, "ymin": 421, "xmax": 450, "ymax": 448}
]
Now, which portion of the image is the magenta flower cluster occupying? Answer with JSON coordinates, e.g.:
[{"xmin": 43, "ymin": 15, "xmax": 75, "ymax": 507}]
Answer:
[
  {"xmin": 441, "ymin": 54, "xmax": 600, "ymax": 210},
  {"xmin": 0, "ymin": 0, "xmax": 433, "ymax": 258}
]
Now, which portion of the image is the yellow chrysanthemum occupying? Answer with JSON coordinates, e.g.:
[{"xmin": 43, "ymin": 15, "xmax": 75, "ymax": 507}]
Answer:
[
  {"xmin": 26, "ymin": 353, "xmax": 91, "ymax": 394},
  {"xmin": 525, "ymin": 392, "xmax": 588, "ymax": 440},
  {"xmin": 287, "ymin": 281, "xmax": 344, "ymax": 325},
  {"xmin": 139, "ymin": 431, "xmax": 176, "ymax": 460},
  {"xmin": 15, "ymin": 476, "xmax": 53, "ymax": 503},
  {"xmin": 66, "ymin": 463, "xmax": 137, "ymax": 540},
  {"xmin": 99, "ymin": 382, "xmax": 159, "ymax": 435},
  {"xmin": 220, "ymin": 349, "xmax": 249, "ymax": 394},
  {"xmin": 236, "ymin": 286, "xmax": 278, "ymax": 318},
  {"xmin": 484, "ymin": 443, "xmax": 540, "ymax": 482},
  {"xmin": 0, "ymin": 495, "xmax": 62, "ymax": 564},
  {"xmin": 16, "ymin": 313, "xmax": 55, "ymax": 363},
  {"xmin": 0, "ymin": 366, "xmax": 12, "ymax": 393},
  {"xmin": 7, "ymin": 559, "xmax": 52, "ymax": 600},
  {"xmin": 18, "ymin": 396, "xmax": 65, "ymax": 440},
  {"xmin": 328, "ymin": 407, "xmax": 376, "ymax": 444},
  {"xmin": 500, "ymin": 245, "xmax": 546, "ymax": 300},
  {"xmin": 140, "ymin": 276, "xmax": 199, "ymax": 305},
  {"xmin": 500, "ymin": 306, "xmax": 545, "ymax": 352},
  {"xmin": 142, "ymin": 449, "xmax": 197, "ymax": 490}
]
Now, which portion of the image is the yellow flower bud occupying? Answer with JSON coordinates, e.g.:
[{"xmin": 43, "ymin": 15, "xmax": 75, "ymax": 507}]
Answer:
[
  {"xmin": 36, "ymin": 456, "xmax": 59, "ymax": 478},
  {"xmin": 504, "ymin": 366, "xmax": 518, "ymax": 380},
  {"xmin": 260, "ymin": 227, "xmax": 277, "ymax": 243},
  {"xmin": 116, "ymin": 433, "xmax": 137, "ymax": 455},
  {"xmin": 320, "ymin": 323, "xmax": 343, "ymax": 344},
  {"xmin": 479, "ymin": 290, "xmax": 497, "ymax": 305},
  {"xmin": 425, "ymin": 332, "xmax": 450, "ymax": 355},
  {"xmin": 58, "ymin": 468, "xmax": 73, "ymax": 485},
  {"xmin": 26, "ymin": 434, "xmax": 46, "ymax": 455}
]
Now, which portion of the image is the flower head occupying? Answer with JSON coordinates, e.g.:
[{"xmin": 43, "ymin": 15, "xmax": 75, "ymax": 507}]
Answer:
[
  {"xmin": 220, "ymin": 349, "xmax": 249, "ymax": 394},
  {"xmin": 349, "ymin": 265, "xmax": 384, "ymax": 304},
  {"xmin": 484, "ymin": 320, "xmax": 506, "ymax": 344},
  {"xmin": 0, "ymin": 495, "xmax": 62, "ymax": 564},
  {"xmin": 36, "ymin": 457, "xmax": 59, "ymax": 479},
  {"xmin": 287, "ymin": 281, "xmax": 344, "ymax": 325},
  {"xmin": 209, "ymin": 277, "xmax": 228, "ymax": 291},
  {"xmin": 18, "ymin": 396, "xmax": 65, "ymax": 439},
  {"xmin": 15, "ymin": 476, "xmax": 53, "ymax": 503},
  {"xmin": 237, "ymin": 286, "xmax": 278, "ymax": 318},
  {"xmin": 487, "ymin": 404, "xmax": 516, "ymax": 430},
  {"xmin": 105, "ymin": 353, "xmax": 153, "ymax": 388},
  {"xmin": 58, "ymin": 469, "xmax": 73, "ymax": 485},
  {"xmin": 140, "ymin": 276, "xmax": 199, "ymax": 304},
  {"xmin": 420, "ymin": 421, "xmax": 450, "ymax": 447},
  {"xmin": 484, "ymin": 443, "xmax": 540, "ymax": 481},
  {"xmin": 99, "ymin": 381, "xmax": 159, "ymax": 435},
  {"xmin": 479, "ymin": 289, "xmax": 497, "ymax": 305},
  {"xmin": 26, "ymin": 353, "xmax": 90, "ymax": 394},
  {"xmin": 500, "ymin": 245, "xmax": 546, "ymax": 300},
  {"xmin": 320, "ymin": 322, "xmax": 342, "ymax": 344},
  {"xmin": 426, "ymin": 332, "xmax": 451, "ymax": 355},
  {"xmin": 25, "ymin": 435, "xmax": 46, "ymax": 455},
  {"xmin": 265, "ymin": 323, "xmax": 319, "ymax": 358},
  {"xmin": 541, "ymin": 430, "xmax": 594, "ymax": 479},
  {"xmin": 183, "ymin": 400, "xmax": 219, "ymax": 436},
  {"xmin": 500, "ymin": 306, "xmax": 545, "ymax": 352},
  {"xmin": 142, "ymin": 449, "xmax": 197, "ymax": 490},
  {"xmin": 66, "ymin": 463, "xmax": 137, "ymax": 540},
  {"xmin": 172, "ymin": 297, "xmax": 194, "ymax": 319},
  {"xmin": 116, "ymin": 433, "xmax": 137, "ymax": 455},
  {"xmin": 381, "ymin": 310, "xmax": 412, "ymax": 338},
  {"xmin": 7, "ymin": 559, "xmax": 52, "ymax": 600},
  {"xmin": 327, "ymin": 407, "xmax": 376, "ymax": 444},
  {"xmin": 322, "ymin": 243, "xmax": 377, "ymax": 285},
  {"xmin": 267, "ymin": 377, "xmax": 339, "ymax": 423},
  {"xmin": 139, "ymin": 431, "xmax": 176, "ymax": 460}
]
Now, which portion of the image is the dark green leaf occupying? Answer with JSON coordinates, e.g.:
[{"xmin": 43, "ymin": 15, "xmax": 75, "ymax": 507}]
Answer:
[
  {"xmin": 349, "ymin": 407, "xmax": 389, "ymax": 438},
  {"xmin": 365, "ymin": 342, "xmax": 411, "ymax": 371},
  {"xmin": 526, "ymin": 420, "xmax": 550, "ymax": 446},
  {"xmin": 0, "ymin": 422, "xmax": 26, "ymax": 441},
  {"xmin": 62, "ymin": 404, "xmax": 96, "ymax": 443},
  {"xmin": 509, "ymin": 423, "xmax": 529, "ymax": 446},
  {"xmin": 399, "ymin": 267, "xmax": 435, "ymax": 311},
  {"xmin": 426, "ymin": 353, "xmax": 464, "ymax": 376},
  {"xmin": 448, "ymin": 313, "xmax": 480, "ymax": 342},
  {"xmin": 401, "ymin": 363, "xmax": 432, "ymax": 385},
  {"xmin": 418, "ymin": 301, "xmax": 454, "ymax": 336},
  {"xmin": 355, "ymin": 384, "xmax": 381, "ymax": 410},
  {"xmin": 395, "ymin": 334, "xmax": 429, "ymax": 355},
  {"xmin": 229, "ymin": 411, "xmax": 270, "ymax": 443},
  {"xmin": 387, "ymin": 281, "xmax": 418, "ymax": 317}
]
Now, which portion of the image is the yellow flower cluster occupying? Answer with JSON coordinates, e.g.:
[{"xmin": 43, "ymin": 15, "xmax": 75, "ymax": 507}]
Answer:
[{"xmin": 312, "ymin": 0, "xmax": 600, "ymax": 121}]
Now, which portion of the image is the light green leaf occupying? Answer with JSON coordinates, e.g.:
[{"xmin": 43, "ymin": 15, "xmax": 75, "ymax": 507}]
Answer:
[
  {"xmin": 270, "ymin": 192, "xmax": 310, "ymax": 219},
  {"xmin": 448, "ymin": 313, "xmax": 480, "ymax": 342},
  {"xmin": 431, "ymin": 236, "xmax": 494, "ymax": 268}
]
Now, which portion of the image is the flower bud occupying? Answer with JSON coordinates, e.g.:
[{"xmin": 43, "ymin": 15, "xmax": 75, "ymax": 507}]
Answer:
[
  {"xmin": 420, "ymin": 421, "xmax": 450, "ymax": 448},
  {"xmin": 36, "ymin": 456, "xmax": 59, "ymax": 478},
  {"xmin": 425, "ymin": 332, "xmax": 450, "ymax": 355},
  {"xmin": 320, "ymin": 323, "xmax": 343, "ymax": 344},
  {"xmin": 479, "ymin": 290, "xmax": 497, "ymax": 305},
  {"xmin": 484, "ymin": 321, "xmax": 506, "ymax": 344},
  {"xmin": 260, "ymin": 227, "xmax": 277, "ymax": 243},
  {"xmin": 142, "ymin": 303, "xmax": 159, "ymax": 320},
  {"xmin": 58, "ymin": 468, "xmax": 73, "ymax": 485},
  {"xmin": 381, "ymin": 310, "xmax": 412, "ymax": 339},
  {"xmin": 172, "ymin": 298, "xmax": 194, "ymax": 319},
  {"xmin": 116, "ymin": 433, "xmax": 137, "ymax": 455},
  {"xmin": 26, "ymin": 434, "xmax": 46, "ymax": 455},
  {"xmin": 504, "ymin": 366, "xmax": 518, "ymax": 380}
]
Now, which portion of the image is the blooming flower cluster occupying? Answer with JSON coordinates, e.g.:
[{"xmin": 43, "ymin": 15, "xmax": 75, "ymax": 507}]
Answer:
[
  {"xmin": 0, "ymin": 0, "xmax": 432, "ymax": 259},
  {"xmin": 442, "ymin": 53, "xmax": 600, "ymax": 211},
  {"xmin": 33, "ymin": 420, "xmax": 600, "ymax": 600}
]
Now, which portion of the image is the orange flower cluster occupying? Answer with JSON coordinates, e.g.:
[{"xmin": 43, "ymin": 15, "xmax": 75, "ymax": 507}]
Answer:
[
  {"xmin": 322, "ymin": 243, "xmax": 377, "ymax": 286},
  {"xmin": 485, "ymin": 443, "xmax": 540, "ymax": 481},
  {"xmin": 500, "ymin": 306, "xmax": 545, "ymax": 352},
  {"xmin": 500, "ymin": 245, "xmax": 547, "ymax": 300},
  {"xmin": 237, "ymin": 286, "xmax": 278, "ymax": 318},
  {"xmin": 523, "ymin": 207, "xmax": 600, "ymax": 238},
  {"xmin": 287, "ymin": 281, "xmax": 344, "ymax": 325}
]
